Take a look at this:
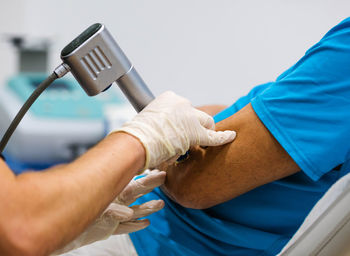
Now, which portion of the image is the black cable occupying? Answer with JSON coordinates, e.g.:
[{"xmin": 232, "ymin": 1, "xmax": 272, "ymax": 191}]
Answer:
[{"xmin": 0, "ymin": 73, "xmax": 58, "ymax": 153}]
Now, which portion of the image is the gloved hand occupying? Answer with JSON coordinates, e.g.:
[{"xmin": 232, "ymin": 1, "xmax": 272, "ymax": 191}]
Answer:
[
  {"xmin": 113, "ymin": 91, "xmax": 236, "ymax": 169},
  {"xmin": 52, "ymin": 170, "xmax": 166, "ymax": 255}
]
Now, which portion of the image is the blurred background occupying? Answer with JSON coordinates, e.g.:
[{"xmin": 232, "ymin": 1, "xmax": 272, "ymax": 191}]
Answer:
[
  {"xmin": 1, "ymin": 0, "xmax": 349, "ymax": 105},
  {"xmin": 0, "ymin": 0, "xmax": 349, "ymax": 171}
]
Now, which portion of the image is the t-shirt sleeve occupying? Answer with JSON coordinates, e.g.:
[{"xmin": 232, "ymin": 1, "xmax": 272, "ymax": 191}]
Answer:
[
  {"xmin": 251, "ymin": 18, "xmax": 350, "ymax": 181},
  {"xmin": 214, "ymin": 82, "xmax": 273, "ymax": 123}
]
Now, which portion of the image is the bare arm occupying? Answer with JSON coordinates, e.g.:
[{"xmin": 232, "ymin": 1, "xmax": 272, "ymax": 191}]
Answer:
[
  {"xmin": 0, "ymin": 132, "xmax": 144, "ymax": 256},
  {"xmin": 196, "ymin": 104, "xmax": 227, "ymax": 116},
  {"xmin": 161, "ymin": 103, "xmax": 300, "ymax": 209}
]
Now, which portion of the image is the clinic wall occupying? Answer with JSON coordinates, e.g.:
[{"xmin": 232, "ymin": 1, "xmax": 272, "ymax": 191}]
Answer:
[{"xmin": 0, "ymin": 0, "xmax": 349, "ymax": 106}]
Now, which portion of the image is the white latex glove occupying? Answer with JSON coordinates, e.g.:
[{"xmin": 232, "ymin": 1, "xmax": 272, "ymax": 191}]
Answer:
[
  {"xmin": 52, "ymin": 170, "xmax": 166, "ymax": 255},
  {"xmin": 114, "ymin": 91, "xmax": 236, "ymax": 169}
]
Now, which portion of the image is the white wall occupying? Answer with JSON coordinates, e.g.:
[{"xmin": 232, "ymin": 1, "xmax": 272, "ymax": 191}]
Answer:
[{"xmin": 0, "ymin": 0, "xmax": 349, "ymax": 105}]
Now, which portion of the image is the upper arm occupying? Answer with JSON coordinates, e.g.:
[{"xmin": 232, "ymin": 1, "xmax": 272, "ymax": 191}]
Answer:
[
  {"xmin": 161, "ymin": 103, "xmax": 300, "ymax": 209},
  {"xmin": 163, "ymin": 20, "xmax": 350, "ymax": 209},
  {"xmin": 196, "ymin": 105, "xmax": 227, "ymax": 116}
]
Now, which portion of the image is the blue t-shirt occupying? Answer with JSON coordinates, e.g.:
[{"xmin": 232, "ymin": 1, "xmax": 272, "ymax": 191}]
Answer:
[{"xmin": 130, "ymin": 18, "xmax": 350, "ymax": 256}]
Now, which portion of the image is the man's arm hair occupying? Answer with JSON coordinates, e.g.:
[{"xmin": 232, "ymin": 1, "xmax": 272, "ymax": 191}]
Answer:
[
  {"xmin": 0, "ymin": 132, "xmax": 145, "ymax": 256},
  {"xmin": 161, "ymin": 103, "xmax": 300, "ymax": 209}
]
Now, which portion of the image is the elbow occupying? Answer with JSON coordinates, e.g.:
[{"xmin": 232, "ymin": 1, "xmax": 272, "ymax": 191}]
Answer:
[
  {"xmin": 161, "ymin": 184, "xmax": 215, "ymax": 210},
  {"xmin": 176, "ymin": 193, "xmax": 216, "ymax": 210},
  {"xmin": 161, "ymin": 157, "xmax": 222, "ymax": 210}
]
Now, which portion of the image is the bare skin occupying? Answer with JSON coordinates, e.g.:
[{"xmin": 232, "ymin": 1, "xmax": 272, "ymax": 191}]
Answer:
[
  {"xmin": 161, "ymin": 103, "xmax": 300, "ymax": 209},
  {"xmin": 0, "ymin": 132, "xmax": 145, "ymax": 256},
  {"xmin": 196, "ymin": 104, "xmax": 228, "ymax": 116}
]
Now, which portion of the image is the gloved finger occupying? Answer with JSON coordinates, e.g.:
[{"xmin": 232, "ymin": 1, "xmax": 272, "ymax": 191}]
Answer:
[
  {"xmin": 52, "ymin": 208, "xmax": 122, "ymax": 255},
  {"xmin": 199, "ymin": 129, "xmax": 236, "ymax": 147},
  {"xmin": 116, "ymin": 170, "xmax": 166, "ymax": 205},
  {"xmin": 194, "ymin": 109, "xmax": 215, "ymax": 130},
  {"xmin": 130, "ymin": 199, "xmax": 165, "ymax": 219},
  {"xmin": 103, "ymin": 203, "xmax": 134, "ymax": 222},
  {"xmin": 113, "ymin": 219, "xmax": 150, "ymax": 235}
]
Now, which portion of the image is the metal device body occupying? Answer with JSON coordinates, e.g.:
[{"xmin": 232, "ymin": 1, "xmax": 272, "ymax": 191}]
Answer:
[
  {"xmin": 117, "ymin": 67, "xmax": 154, "ymax": 112},
  {"xmin": 61, "ymin": 23, "xmax": 154, "ymax": 112}
]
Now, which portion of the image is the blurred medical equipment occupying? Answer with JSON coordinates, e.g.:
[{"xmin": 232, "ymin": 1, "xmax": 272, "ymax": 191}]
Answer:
[
  {"xmin": 0, "ymin": 74, "xmax": 130, "ymax": 165},
  {"xmin": 0, "ymin": 23, "xmax": 154, "ymax": 159},
  {"xmin": 8, "ymin": 35, "xmax": 50, "ymax": 73},
  {"xmin": 279, "ymin": 171, "xmax": 350, "ymax": 255}
]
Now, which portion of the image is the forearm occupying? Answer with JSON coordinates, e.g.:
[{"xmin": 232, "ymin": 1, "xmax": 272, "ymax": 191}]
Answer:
[
  {"xmin": 0, "ymin": 93, "xmax": 235, "ymax": 255},
  {"xmin": 1, "ymin": 132, "xmax": 144, "ymax": 255}
]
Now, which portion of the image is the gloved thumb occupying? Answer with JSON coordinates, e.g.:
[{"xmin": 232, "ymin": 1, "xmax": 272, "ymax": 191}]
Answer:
[
  {"xmin": 194, "ymin": 109, "xmax": 215, "ymax": 130},
  {"xmin": 115, "ymin": 170, "xmax": 166, "ymax": 205},
  {"xmin": 200, "ymin": 130, "xmax": 236, "ymax": 147}
]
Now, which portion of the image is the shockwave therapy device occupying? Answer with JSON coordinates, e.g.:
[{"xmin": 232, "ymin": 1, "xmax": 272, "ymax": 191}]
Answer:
[
  {"xmin": 60, "ymin": 23, "xmax": 154, "ymax": 111},
  {"xmin": 0, "ymin": 23, "xmax": 155, "ymax": 153}
]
